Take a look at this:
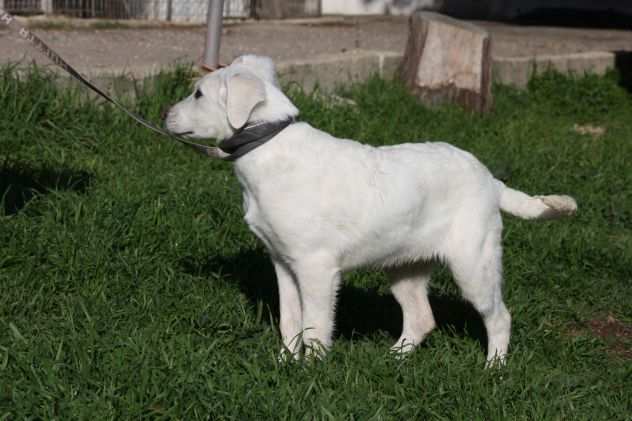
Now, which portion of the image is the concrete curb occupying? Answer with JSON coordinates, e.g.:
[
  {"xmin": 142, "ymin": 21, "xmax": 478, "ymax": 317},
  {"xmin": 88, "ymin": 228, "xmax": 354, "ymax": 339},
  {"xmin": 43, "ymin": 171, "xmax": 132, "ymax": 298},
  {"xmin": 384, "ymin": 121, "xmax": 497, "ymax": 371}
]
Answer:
[
  {"xmin": 47, "ymin": 50, "xmax": 402, "ymax": 94},
  {"xmin": 492, "ymin": 51, "xmax": 615, "ymax": 88},
  {"xmin": 277, "ymin": 49, "xmax": 402, "ymax": 91},
  {"xmin": 23, "ymin": 48, "xmax": 617, "ymax": 95},
  {"xmin": 276, "ymin": 49, "xmax": 616, "ymax": 91}
]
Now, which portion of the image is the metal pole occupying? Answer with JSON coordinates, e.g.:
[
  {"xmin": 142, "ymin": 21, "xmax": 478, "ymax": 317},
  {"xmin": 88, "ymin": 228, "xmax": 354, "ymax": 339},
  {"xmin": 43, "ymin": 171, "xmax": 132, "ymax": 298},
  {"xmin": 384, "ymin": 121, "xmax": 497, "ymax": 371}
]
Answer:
[
  {"xmin": 166, "ymin": 0, "xmax": 172, "ymax": 21},
  {"xmin": 202, "ymin": 0, "xmax": 224, "ymax": 71}
]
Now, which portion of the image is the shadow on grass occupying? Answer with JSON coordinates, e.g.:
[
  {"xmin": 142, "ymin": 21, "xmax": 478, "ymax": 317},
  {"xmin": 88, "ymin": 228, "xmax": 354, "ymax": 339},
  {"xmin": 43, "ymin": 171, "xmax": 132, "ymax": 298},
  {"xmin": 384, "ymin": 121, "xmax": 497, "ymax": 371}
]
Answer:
[
  {"xmin": 182, "ymin": 249, "xmax": 487, "ymax": 350},
  {"xmin": 614, "ymin": 51, "xmax": 632, "ymax": 93},
  {"xmin": 0, "ymin": 161, "xmax": 92, "ymax": 215}
]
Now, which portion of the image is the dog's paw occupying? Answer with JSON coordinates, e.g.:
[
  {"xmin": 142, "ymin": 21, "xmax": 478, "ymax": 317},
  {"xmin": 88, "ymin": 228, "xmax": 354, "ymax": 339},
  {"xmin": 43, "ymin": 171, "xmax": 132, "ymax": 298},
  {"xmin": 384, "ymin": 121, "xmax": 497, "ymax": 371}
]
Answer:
[
  {"xmin": 390, "ymin": 340, "xmax": 416, "ymax": 360},
  {"xmin": 277, "ymin": 348, "xmax": 300, "ymax": 364},
  {"xmin": 303, "ymin": 341, "xmax": 328, "ymax": 362},
  {"xmin": 484, "ymin": 354, "xmax": 507, "ymax": 369}
]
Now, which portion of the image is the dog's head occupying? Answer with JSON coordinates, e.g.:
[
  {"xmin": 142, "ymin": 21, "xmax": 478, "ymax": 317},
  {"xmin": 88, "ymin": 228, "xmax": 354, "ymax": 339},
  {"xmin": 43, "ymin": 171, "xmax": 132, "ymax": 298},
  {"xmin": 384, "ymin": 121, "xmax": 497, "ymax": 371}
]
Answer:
[{"xmin": 165, "ymin": 55, "xmax": 298, "ymax": 141}]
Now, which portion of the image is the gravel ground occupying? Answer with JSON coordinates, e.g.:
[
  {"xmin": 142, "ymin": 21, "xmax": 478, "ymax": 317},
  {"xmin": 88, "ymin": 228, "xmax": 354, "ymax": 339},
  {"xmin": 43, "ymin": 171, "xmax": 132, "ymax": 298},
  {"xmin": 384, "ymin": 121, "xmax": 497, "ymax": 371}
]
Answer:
[{"xmin": 1, "ymin": 16, "xmax": 631, "ymax": 75}]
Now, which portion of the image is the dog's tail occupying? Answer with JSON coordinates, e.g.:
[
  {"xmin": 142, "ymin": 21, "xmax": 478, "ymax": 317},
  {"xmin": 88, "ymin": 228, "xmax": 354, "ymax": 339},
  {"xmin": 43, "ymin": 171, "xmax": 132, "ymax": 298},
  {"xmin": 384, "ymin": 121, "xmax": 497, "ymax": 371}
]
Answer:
[{"xmin": 495, "ymin": 180, "xmax": 577, "ymax": 220}]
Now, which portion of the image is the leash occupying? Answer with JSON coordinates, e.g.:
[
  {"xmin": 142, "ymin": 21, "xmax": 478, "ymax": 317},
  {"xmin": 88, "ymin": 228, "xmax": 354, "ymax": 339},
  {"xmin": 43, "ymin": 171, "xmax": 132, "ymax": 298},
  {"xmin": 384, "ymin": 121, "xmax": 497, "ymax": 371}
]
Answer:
[{"xmin": 0, "ymin": 9, "xmax": 234, "ymax": 159}]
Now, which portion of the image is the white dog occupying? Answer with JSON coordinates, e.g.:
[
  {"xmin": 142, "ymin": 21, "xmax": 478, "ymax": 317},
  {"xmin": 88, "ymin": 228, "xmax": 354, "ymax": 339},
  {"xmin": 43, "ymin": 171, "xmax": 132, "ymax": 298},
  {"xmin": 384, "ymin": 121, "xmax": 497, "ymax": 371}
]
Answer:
[{"xmin": 165, "ymin": 55, "xmax": 577, "ymax": 364}]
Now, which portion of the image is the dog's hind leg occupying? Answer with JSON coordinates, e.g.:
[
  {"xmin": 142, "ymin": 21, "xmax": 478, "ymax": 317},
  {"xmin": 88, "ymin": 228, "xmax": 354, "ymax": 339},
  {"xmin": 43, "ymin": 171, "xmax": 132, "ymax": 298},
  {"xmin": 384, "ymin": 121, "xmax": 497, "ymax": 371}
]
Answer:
[
  {"xmin": 293, "ymin": 255, "xmax": 342, "ymax": 358},
  {"xmin": 389, "ymin": 263, "xmax": 436, "ymax": 356},
  {"xmin": 448, "ymin": 227, "xmax": 511, "ymax": 366},
  {"xmin": 274, "ymin": 259, "xmax": 303, "ymax": 360}
]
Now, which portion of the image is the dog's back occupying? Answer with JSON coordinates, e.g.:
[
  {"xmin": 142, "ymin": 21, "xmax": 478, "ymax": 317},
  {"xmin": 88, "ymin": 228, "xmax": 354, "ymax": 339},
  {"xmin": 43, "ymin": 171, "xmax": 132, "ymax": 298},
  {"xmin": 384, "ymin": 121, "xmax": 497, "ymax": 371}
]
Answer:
[{"xmin": 235, "ymin": 123, "xmax": 500, "ymax": 270}]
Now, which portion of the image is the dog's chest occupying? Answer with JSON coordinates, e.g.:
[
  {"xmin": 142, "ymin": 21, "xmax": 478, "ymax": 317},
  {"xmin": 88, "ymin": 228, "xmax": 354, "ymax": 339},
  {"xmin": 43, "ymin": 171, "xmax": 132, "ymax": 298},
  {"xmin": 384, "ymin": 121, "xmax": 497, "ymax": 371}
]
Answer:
[{"xmin": 235, "ymin": 170, "xmax": 285, "ymax": 254}]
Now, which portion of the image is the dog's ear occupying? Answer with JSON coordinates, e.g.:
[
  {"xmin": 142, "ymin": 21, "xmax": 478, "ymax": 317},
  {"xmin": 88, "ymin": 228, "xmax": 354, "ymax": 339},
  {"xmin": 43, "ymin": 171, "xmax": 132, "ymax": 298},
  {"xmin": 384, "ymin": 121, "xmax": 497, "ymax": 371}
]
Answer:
[
  {"xmin": 226, "ymin": 73, "xmax": 265, "ymax": 129},
  {"xmin": 231, "ymin": 55, "xmax": 279, "ymax": 86}
]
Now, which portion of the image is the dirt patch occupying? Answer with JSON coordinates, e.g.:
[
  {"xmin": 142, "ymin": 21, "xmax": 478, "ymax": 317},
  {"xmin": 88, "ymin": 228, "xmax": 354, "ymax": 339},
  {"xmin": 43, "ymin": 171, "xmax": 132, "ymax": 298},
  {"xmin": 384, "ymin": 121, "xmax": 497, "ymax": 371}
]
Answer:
[
  {"xmin": 572, "ymin": 314, "xmax": 632, "ymax": 359},
  {"xmin": 573, "ymin": 123, "xmax": 606, "ymax": 138}
]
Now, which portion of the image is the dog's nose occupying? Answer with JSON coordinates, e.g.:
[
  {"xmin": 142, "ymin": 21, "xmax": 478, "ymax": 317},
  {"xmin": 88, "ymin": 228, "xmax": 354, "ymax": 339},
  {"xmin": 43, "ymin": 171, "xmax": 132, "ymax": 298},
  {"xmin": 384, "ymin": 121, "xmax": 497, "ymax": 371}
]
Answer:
[{"xmin": 160, "ymin": 107, "xmax": 170, "ymax": 121}]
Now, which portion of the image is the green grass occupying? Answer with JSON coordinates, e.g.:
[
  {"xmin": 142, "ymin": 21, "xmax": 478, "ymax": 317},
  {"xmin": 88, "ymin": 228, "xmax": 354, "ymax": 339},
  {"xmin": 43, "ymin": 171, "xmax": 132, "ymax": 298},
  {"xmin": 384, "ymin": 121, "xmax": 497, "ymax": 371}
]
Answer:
[{"xmin": 1, "ymin": 66, "xmax": 631, "ymax": 420}]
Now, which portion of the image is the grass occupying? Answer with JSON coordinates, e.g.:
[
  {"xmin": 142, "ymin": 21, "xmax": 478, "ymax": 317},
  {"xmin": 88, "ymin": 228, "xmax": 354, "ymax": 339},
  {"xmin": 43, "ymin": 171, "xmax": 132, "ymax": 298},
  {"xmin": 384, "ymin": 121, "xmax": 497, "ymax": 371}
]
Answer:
[{"xmin": 1, "ymin": 66, "xmax": 631, "ymax": 419}]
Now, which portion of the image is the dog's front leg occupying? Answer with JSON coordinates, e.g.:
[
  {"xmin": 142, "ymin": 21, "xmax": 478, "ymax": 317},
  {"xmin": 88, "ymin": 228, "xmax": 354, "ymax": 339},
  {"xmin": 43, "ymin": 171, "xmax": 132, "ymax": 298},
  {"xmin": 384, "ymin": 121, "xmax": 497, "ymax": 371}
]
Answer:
[
  {"xmin": 274, "ymin": 259, "xmax": 303, "ymax": 360},
  {"xmin": 294, "ymin": 256, "xmax": 341, "ymax": 358}
]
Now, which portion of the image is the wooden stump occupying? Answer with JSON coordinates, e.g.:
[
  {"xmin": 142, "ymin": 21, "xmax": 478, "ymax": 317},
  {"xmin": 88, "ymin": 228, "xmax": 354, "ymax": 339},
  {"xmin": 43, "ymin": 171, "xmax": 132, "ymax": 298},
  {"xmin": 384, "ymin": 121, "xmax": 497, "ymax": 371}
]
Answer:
[{"xmin": 398, "ymin": 12, "xmax": 493, "ymax": 113}]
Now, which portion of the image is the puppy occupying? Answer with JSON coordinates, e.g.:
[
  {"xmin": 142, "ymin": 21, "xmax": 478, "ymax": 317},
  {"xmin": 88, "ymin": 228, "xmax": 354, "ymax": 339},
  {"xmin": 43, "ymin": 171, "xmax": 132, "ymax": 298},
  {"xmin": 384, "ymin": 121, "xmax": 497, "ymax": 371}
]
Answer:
[{"xmin": 165, "ymin": 55, "xmax": 577, "ymax": 364}]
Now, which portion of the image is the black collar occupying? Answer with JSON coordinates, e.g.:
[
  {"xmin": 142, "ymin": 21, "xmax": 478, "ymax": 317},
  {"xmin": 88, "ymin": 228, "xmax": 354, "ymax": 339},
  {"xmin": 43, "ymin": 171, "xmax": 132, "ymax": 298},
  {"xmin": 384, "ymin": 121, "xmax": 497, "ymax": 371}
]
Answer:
[{"xmin": 218, "ymin": 117, "xmax": 296, "ymax": 161}]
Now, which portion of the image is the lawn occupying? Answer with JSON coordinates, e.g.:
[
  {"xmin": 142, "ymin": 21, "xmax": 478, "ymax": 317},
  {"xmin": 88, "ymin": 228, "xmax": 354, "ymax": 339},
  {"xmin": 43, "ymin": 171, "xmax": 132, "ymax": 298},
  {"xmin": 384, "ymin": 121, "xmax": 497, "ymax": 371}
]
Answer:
[{"xmin": 1, "ymin": 66, "xmax": 631, "ymax": 419}]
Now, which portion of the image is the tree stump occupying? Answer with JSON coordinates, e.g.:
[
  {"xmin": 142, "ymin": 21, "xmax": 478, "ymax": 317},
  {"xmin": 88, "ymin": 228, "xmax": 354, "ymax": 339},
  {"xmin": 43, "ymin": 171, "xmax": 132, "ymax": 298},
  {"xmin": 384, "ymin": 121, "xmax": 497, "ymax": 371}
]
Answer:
[{"xmin": 398, "ymin": 12, "xmax": 493, "ymax": 113}]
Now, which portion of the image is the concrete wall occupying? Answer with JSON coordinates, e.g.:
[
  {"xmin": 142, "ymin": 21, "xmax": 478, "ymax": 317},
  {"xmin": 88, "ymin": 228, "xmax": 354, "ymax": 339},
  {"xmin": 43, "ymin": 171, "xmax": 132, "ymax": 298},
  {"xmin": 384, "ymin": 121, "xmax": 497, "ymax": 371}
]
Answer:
[
  {"xmin": 151, "ymin": 0, "xmax": 321, "ymax": 22},
  {"xmin": 159, "ymin": 0, "xmax": 632, "ymax": 21},
  {"xmin": 41, "ymin": 0, "xmax": 52, "ymax": 13},
  {"xmin": 255, "ymin": 0, "xmax": 320, "ymax": 19},
  {"xmin": 322, "ymin": 0, "xmax": 439, "ymax": 16}
]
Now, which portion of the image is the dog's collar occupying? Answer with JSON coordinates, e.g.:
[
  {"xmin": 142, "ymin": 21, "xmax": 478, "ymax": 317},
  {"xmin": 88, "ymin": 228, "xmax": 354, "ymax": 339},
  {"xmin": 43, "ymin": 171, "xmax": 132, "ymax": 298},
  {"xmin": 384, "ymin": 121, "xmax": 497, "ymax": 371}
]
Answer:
[{"xmin": 219, "ymin": 117, "xmax": 297, "ymax": 161}]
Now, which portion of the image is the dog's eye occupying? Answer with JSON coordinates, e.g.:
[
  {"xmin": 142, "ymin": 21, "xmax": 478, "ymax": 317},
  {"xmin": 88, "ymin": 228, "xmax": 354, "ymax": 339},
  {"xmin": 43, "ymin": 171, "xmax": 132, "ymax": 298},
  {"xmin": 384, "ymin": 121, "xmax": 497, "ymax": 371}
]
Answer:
[{"xmin": 194, "ymin": 89, "xmax": 203, "ymax": 99}]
